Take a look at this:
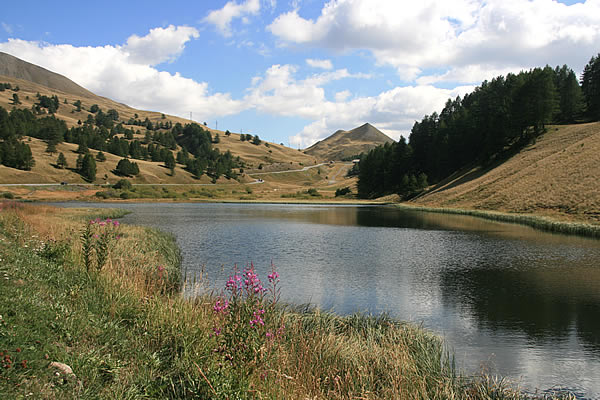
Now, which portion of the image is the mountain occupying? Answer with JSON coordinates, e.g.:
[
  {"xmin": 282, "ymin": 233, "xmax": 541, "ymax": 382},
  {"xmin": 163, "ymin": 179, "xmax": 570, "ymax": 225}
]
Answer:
[
  {"xmin": 304, "ymin": 123, "xmax": 394, "ymax": 161},
  {"xmin": 0, "ymin": 52, "xmax": 94, "ymax": 98}
]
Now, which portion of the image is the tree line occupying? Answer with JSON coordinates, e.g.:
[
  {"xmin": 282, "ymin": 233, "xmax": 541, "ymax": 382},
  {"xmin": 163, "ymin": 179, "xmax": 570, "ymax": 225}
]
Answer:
[{"xmin": 357, "ymin": 54, "xmax": 600, "ymax": 199}]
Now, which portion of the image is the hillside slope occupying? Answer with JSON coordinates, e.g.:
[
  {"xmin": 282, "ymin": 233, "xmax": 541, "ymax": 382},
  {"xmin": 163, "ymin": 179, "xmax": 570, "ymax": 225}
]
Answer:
[
  {"xmin": 0, "ymin": 53, "xmax": 316, "ymax": 175},
  {"xmin": 412, "ymin": 122, "xmax": 600, "ymax": 223},
  {"xmin": 304, "ymin": 123, "xmax": 394, "ymax": 161}
]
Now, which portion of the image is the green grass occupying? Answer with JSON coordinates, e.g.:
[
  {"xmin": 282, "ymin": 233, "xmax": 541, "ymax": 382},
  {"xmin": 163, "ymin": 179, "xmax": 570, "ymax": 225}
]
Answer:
[{"xmin": 0, "ymin": 203, "xmax": 578, "ymax": 399}]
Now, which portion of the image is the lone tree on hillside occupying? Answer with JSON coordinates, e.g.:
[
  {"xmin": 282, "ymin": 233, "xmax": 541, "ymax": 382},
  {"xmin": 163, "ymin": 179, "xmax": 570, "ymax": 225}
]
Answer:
[
  {"xmin": 80, "ymin": 153, "xmax": 96, "ymax": 182},
  {"xmin": 164, "ymin": 151, "xmax": 176, "ymax": 175},
  {"xmin": 56, "ymin": 152, "xmax": 68, "ymax": 169},
  {"xmin": 115, "ymin": 158, "xmax": 140, "ymax": 177}
]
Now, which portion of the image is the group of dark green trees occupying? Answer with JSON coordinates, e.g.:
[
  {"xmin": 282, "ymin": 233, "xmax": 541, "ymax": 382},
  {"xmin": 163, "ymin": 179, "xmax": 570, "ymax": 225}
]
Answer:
[
  {"xmin": 357, "ymin": 54, "xmax": 600, "ymax": 198},
  {"xmin": 0, "ymin": 101, "xmax": 240, "ymax": 182}
]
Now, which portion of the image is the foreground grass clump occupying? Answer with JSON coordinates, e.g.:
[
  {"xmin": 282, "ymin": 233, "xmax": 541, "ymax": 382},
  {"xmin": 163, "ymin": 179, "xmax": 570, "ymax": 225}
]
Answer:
[{"xmin": 0, "ymin": 202, "xmax": 575, "ymax": 399}]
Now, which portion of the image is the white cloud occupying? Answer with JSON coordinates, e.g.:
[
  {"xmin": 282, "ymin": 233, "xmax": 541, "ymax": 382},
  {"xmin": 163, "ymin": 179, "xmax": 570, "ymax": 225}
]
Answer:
[
  {"xmin": 1, "ymin": 22, "xmax": 13, "ymax": 34},
  {"xmin": 416, "ymin": 64, "xmax": 525, "ymax": 85},
  {"xmin": 203, "ymin": 0, "xmax": 261, "ymax": 37},
  {"xmin": 306, "ymin": 58, "xmax": 333, "ymax": 69},
  {"xmin": 124, "ymin": 25, "xmax": 199, "ymax": 65},
  {"xmin": 269, "ymin": 0, "xmax": 600, "ymax": 84},
  {"xmin": 335, "ymin": 90, "xmax": 351, "ymax": 102},
  {"xmin": 241, "ymin": 63, "xmax": 473, "ymax": 147},
  {"xmin": 0, "ymin": 28, "xmax": 244, "ymax": 119}
]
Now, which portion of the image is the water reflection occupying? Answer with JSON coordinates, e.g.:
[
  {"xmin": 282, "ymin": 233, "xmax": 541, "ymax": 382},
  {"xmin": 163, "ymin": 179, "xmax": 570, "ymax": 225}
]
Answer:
[
  {"xmin": 51, "ymin": 202, "xmax": 600, "ymax": 398},
  {"xmin": 440, "ymin": 266, "xmax": 600, "ymax": 351}
]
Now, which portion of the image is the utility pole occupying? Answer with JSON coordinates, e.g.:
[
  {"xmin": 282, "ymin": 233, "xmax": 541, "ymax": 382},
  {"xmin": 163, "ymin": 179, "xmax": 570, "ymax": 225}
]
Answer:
[
  {"xmin": 190, "ymin": 112, "xmax": 192, "ymax": 122},
  {"xmin": 216, "ymin": 120, "xmax": 218, "ymax": 130}
]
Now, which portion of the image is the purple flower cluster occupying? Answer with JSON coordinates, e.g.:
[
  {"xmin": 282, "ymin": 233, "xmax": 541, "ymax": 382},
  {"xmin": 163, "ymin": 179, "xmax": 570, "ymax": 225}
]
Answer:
[
  {"xmin": 267, "ymin": 270, "xmax": 279, "ymax": 282},
  {"xmin": 225, "ymin": 272, "xmax": 243, "ymax": 293},
  {"xmin": 89, "ymin": 217, "xmax": 120, "ymax": 227},
  {"xmin": 244, "ymin": 263, "xmax": 267, "ymax": 295},
  {"xmin": 250, "ymin": 309, "xmax": 265, "ymax": 327},
  {"xmin": 213, "ymin": 298, "xmax": 229, "ymax": 314}
]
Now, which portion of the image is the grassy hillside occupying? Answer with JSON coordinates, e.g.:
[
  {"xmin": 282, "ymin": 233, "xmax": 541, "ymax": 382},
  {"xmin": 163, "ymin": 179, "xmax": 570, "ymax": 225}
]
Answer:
[
  {"xmin": 412, "ymin": 122, "xmax": 600, "ymax": 224},
  {"xmin": 304, "ymin": 123, "xmax": 394, "ymax": 161}
]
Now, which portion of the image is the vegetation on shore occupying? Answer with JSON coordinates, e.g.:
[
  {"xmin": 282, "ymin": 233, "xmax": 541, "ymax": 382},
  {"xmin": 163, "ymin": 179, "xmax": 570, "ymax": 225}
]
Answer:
[
  {"xmin": 0, "ymin": 202, "xmax": 577, "ymax": 399},
  {"xmin": 395, "ymin": 203, "xmax": 600, "ymax": 238}
]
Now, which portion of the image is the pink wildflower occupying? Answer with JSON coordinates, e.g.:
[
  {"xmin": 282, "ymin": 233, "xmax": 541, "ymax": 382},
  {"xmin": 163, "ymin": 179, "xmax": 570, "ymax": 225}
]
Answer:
[
  {"xmin": 213, "ymin": 299, "xmax": 229, "ymax": 314},
  {"xmin": 113, "ymin": 220, "xmax": 120, "ymax": 227},
  {"xmin": 268, "ymin": 271, "xmax": 279, "ymax": 282}
]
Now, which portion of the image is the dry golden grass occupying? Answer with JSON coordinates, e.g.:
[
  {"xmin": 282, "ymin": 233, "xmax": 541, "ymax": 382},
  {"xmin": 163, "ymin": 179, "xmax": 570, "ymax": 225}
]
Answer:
[{"xmin": 414, "ymin": 122, "xmax": 600, "ymax": 224}]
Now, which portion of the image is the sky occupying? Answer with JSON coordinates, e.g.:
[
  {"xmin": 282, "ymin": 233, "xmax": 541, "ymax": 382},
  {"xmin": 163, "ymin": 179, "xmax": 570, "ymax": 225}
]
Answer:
[{"xmin": 0, "ymin": 0, "xmax": 598, "ymax": 148}]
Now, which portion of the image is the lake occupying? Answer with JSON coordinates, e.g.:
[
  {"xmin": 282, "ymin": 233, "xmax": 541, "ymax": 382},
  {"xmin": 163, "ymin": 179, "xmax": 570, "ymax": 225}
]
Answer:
[{"xmin": 55, "ymin": 202, "xmax": 600, "ymax": 398}]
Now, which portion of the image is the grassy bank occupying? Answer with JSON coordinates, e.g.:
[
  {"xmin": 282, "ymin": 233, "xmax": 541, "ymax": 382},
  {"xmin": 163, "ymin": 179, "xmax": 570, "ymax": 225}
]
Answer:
[
  {"xmin": 397, "ymin": 203, "xmax": 600, "ymax": 238},
  {"xmin": 0, "ymin": 202, "xmax": 574, "ymax": 399}
]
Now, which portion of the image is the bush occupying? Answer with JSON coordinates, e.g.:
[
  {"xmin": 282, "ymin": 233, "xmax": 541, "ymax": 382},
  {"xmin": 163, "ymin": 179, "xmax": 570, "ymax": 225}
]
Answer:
[
  {"xmin": 1, "ymin": 192, "xmax": 15, "ymax": 199},
  {"xmin": 306, "ymin": 188, "xmax": 320, "ymax": 197},
  {"xmin": 335, "ymin": 187, "xmax": 352, "ymax": 197},
  {"xmin": 113, "ymin": 179, "xmax": 133, "ymax": 191}
]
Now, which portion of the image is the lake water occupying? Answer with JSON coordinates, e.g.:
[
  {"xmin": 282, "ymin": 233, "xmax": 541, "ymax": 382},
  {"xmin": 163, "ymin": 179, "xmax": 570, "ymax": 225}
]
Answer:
[{"xmin": 55, "ymin": 202, "xmax": 600, "ymax": 398}]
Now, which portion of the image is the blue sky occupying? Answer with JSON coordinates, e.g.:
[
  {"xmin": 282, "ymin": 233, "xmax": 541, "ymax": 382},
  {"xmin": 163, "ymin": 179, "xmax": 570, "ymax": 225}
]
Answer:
[{"xmin": 0, "ymin": 0, "xmax": 597, "ymax": 147}]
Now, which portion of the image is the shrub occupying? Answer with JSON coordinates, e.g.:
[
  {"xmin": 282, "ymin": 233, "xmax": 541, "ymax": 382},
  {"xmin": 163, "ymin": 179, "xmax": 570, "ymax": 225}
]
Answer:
[
  {"xmin": 335, "ymin": 187, "xmax": 352, "ymax": 197},
  {"xmin": 113, "ymin": 179, "xmax": 132, "ymax": 191}
]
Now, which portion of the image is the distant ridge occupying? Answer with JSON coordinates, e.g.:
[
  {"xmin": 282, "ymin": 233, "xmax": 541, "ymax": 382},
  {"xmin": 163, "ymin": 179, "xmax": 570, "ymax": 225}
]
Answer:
[
  {"xmin": 0, "ymin": 51, "xmax": 94, "ymax": 98},
  {"xmin": 304, "ymin": 123, "xmax": 394, "ymax": 161}
]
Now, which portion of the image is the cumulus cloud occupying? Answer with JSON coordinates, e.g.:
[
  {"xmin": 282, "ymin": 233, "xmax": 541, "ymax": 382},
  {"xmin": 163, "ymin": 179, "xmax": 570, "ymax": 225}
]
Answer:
[
  {"xmin": 0, "ymin": 27, "xmax": 244, "ymax": 119},
  {"xmin": 306, "ymin": 58, "xmax": 333, "ymax": 69},
  {"xmin": 240, "ymin": 63, "xmax": 472, "ymax": 147},
  {"xmin": 268, "ymin": 0, "xmax": 600, "ymax": 84},
  {"xmin": 203, "ymin": 0, "xmax": 261, "ymax": 37},
  {"xmin": 124, "ymin": 25, "xmax": 199, "ymax": 65}
]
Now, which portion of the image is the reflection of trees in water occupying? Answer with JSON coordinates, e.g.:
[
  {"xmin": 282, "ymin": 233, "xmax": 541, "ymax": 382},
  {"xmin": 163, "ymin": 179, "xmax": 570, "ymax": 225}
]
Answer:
[{"xmin": 440, "ymin": 267, "xmax": 600, "ymax": 351}]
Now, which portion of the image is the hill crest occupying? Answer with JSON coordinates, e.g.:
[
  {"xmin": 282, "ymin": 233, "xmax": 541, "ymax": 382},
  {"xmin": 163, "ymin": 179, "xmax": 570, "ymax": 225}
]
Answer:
[{"xmin": 305, "ymin": 123, "xmax": 394, "ymax": 161}]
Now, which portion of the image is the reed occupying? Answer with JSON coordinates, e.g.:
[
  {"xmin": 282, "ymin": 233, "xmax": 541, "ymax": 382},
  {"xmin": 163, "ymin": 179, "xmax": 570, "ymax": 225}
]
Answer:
[{"xmin": 396, "ymin": 203, "xmax": 600, "ymax": 238}]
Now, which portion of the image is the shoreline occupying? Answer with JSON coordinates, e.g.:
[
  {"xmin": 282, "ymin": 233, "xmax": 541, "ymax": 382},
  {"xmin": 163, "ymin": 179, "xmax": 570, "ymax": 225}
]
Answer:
[{"xmin": 396, "ymin": 203, "xmax": 600, "ymax": 238}]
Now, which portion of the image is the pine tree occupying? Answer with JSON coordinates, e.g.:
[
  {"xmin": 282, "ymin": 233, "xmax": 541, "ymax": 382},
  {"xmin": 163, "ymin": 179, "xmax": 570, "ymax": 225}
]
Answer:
[
  {"xmin": 581, "ymin": 53, "xmax": 600, "ymax": 120},
  {"xmin": 80, "ymin": 153, "xmax": 96, "ymax": 181},
  {"xmin": 56, "ymin": 152, "xmax": 68, "ymax": 169},
  {"xmin": 45, "ymin": 141, "xmax": 57, "ymax": 155}
]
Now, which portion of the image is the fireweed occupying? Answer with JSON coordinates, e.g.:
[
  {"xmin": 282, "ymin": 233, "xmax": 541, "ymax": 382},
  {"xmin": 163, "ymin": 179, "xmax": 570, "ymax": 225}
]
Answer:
[
  {"xmin": 80, "ymin": 217, "xmax": 121, "ymax": 273},
  {"xmin": 212, "ymin": 263, "xmax": 283, "ymax": 371}
]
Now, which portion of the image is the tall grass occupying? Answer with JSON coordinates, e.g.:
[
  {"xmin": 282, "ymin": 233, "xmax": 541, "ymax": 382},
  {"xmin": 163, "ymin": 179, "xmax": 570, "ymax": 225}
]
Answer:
[
  {"xmin": 0, "ymin": 201, "xmax": 576, "ymax": 399},
  {"xmin": 397, "ymin": 203, "xmax": 600, "ymax": 238}
]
